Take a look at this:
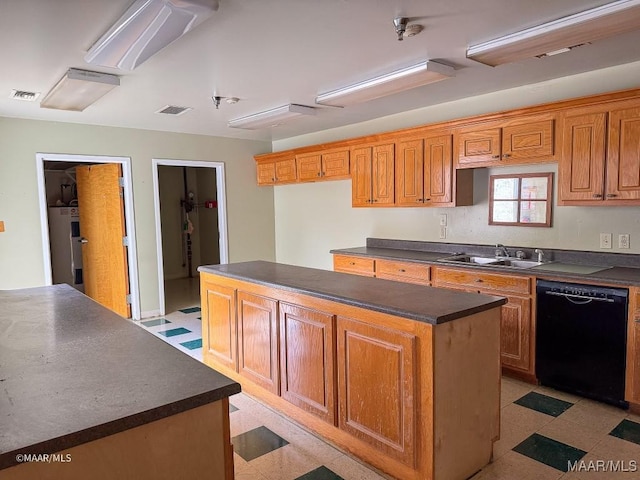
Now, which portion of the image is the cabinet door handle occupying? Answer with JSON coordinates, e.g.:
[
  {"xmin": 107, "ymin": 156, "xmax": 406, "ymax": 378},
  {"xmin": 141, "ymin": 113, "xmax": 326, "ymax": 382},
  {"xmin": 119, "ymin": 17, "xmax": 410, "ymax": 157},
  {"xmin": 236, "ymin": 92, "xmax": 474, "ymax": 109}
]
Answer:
[
  {"xmin": 635, "ymin": 318, "xmax": 640, "ymax": 323},
  {"xmin": 502, "ymin": 154, "xmax": 511, "ymax": 159},
  {"xmin": 491, "ymin": 155, "xmax": 500, "ymax": 159},
  {"xmin": 399, "ymin": 269, "xmax": 406, "ymax": 272},
  {"xmin": 475, "ymin": 278, "xmax": 484, "ymax": 283},
  {"xmin": 349, "ymin": 262, "xmax": 356, "ymax": 265},
  {"xmin": 424, "ymin": 198, "xmax": 431, "ymax": 202},
  {"xmin": 592, "ymin": 193, "xmax": 603, "ymax": 198},
  {"xmin": 416, "ymin": 199, "xmax": 422, "ymax": 203},
  {"xmin": 272, "ymin": 177, "xmax": 276, "ymax": 182},
  {"xmin": 606, "ymin": 193, "xmax": 618, "ymax": 198},
  {"xmin": 317, "ymin": 172, "xmax": 321, "ymax": 177}
]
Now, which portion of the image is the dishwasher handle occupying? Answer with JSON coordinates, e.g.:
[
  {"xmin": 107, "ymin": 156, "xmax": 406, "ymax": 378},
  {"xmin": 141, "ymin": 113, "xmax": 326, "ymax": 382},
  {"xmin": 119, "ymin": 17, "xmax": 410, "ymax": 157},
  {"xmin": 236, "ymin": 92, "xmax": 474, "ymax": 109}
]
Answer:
[{"xmin": 543, "ymin": 290, "xmax": 614, "ymax": 303}]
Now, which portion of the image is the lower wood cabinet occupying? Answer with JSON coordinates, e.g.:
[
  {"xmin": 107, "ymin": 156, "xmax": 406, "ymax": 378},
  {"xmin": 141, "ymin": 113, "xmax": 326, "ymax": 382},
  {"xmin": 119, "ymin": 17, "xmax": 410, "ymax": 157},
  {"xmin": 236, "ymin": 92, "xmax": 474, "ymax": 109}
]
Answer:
[
  {"xmin": 237, "ymin": 291, "xmax": 279, "ymax": 394},
  {"xmin": 337, "ymin": 316, "xmax": 416, "ymax": 467},
  {"xmin": 626, "ymin": 288, "xmax": 640, "ymax": 405},
  {"xmin": 201, "ymin": 279, "xmax": 237, "ymax": 371},
  {"xmin": 428, "ymin": 266, "xmax": 534, "ymax": 377},
  {"xmin": 279, "ymin": 303, "xmax": 336, "ymax": 424}
]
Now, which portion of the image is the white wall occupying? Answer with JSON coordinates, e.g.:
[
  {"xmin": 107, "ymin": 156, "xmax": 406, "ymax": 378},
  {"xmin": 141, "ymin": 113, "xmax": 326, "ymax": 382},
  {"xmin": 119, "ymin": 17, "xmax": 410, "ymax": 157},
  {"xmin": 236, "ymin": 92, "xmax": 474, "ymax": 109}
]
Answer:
[
  {"xmin": 0, "ymin": 117, "xmax": 274, "ymax": 314},
  {"xmin": 272, "ymin": 62, "xmax": 640, "ymax": 270}
]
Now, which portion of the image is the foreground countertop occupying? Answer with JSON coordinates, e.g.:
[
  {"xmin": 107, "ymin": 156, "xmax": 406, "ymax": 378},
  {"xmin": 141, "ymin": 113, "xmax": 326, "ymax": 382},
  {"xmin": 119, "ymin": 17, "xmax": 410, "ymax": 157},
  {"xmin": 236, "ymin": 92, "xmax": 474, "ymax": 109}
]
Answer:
[
  {"xmin": 0, "ymin": 285, "xmax": 240, "ymax": 470},
  {"xmin": 199, "ymin": 261, "xmax": 506, "ymax": 324},
  {"xmin": 332, "ymin": 246, "xmax": 640, "ymax": 287}
]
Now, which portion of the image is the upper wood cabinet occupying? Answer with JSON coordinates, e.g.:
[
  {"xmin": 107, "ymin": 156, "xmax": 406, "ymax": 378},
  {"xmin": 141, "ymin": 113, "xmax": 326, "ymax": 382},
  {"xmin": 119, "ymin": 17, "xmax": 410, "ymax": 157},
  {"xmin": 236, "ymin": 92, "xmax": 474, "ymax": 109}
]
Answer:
[
  {"xmin": 559, "ymin": 102, "xmax": 640, "ymax": 205},
  {"xmin": 456, "ymin": 116, "xmax": 556, "ymax": 168},
  {"xmin": 396, "ymin": 133, "xmax": 474, "ymax": 207},
  {"xmin": 297, "ymin": 149, "xmax": 350, "ymax": 181},
  {"xmin": 256, "ymin": 156, "xmax": 297, "ymax": 185},
  {"xmin": 351, "ymin": 143, "xmax": 395, "ymax": 207}
]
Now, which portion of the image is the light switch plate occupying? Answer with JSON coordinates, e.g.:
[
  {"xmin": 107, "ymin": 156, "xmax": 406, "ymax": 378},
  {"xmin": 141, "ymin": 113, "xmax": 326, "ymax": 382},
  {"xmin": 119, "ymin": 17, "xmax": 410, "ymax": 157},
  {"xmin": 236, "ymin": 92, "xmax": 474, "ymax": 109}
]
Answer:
[
  {"xmin": 439, "ymin": 214, "xmax": 447, "ymax": 226},
  {"xmin": 600, "ymin": 233, "xmax": 612, "ymax": 249}
]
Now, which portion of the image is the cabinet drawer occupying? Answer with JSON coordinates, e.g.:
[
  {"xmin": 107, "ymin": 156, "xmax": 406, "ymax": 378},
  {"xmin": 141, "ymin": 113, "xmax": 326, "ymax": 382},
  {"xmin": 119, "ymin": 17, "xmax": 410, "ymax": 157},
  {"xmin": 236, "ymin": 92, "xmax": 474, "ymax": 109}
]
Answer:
[
  {"xmin": 432, "ymin": 267, "xmax": 531, "ymax": 295},
  {"xmin": 333, "ymin": 255, "xmax": 375, "ymax": 277},
  {"xmin": 376, "ymin": 260, "xmax": 430, "ymax": 285}
]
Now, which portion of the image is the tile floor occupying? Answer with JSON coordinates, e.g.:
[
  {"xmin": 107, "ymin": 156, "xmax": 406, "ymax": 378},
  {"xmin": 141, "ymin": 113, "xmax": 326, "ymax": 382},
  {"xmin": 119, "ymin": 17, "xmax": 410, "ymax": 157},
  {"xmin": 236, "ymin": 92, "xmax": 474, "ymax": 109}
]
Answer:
[{"xmin": 137, "ymin": 303, "xmax": 640, "ymax": 480}]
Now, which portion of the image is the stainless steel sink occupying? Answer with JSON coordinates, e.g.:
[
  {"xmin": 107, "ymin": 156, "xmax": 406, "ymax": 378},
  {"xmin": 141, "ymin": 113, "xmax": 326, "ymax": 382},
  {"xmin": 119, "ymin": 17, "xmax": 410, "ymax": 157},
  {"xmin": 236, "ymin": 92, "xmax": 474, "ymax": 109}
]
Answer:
[{"xmin": 438, "ymin": 254, "xmax": 548, "ymax": 269}]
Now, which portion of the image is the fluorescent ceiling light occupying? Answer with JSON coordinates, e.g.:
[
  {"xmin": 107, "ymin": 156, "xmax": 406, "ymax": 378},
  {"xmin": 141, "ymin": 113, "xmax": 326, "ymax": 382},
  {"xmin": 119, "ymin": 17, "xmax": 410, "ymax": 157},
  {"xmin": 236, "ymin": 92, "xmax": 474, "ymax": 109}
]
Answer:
[
  {"xmin": 228, "ymin": 104, "xmax": 316, "ymax": 130},
  {"xmin": 315, "ymin": 60, "xmax": 455, "ymax": 107},
  {"xmin": 467, "ymin": 0, "xmax": 640, "ymax": 66},
  {"xmin": 40, "ymin": 69, "xmax": 120, "ymax": 111},
  {"xmin": 85, "ymin": 0, "xmax": 219, "ymax": 71}
]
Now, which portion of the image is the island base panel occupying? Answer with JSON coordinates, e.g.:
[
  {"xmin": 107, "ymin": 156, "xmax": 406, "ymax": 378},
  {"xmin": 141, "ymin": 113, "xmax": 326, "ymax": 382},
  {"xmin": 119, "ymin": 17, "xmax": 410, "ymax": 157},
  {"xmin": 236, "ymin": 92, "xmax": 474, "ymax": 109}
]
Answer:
[{"xmin": 2, "ymin": 400, "xmax": 234, "ymax": 480}]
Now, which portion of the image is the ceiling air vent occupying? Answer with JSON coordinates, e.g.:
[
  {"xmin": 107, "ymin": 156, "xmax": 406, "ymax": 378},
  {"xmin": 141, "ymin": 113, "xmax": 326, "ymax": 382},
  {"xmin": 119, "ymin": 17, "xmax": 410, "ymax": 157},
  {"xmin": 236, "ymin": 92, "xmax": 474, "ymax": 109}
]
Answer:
[
  {"xmin": 155, "ymin": 105, "xmax": 192, "ymax": 116},
  {"xmin": 10, "ymin": 89, "xmax": 41, "ymax": 101}
]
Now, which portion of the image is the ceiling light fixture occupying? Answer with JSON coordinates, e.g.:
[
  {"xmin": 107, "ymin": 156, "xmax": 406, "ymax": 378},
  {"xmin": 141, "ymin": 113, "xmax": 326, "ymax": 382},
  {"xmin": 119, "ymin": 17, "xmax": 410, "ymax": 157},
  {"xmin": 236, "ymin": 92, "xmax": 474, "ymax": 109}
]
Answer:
[
  {"xmin": 315, "ymin": 60, "xmax": 455, "ymax": 107},
  {"xmin": 228, "ymin": 104, "xmax": 316, "ymax": 130},
  {"xmin": 467, "ymin": 0, "xmax": 640, "ymax": 66},
  {"xmin": 40, "ymin": 68, "xmax": 120, "ymax": 111},
  {"xmin": 85, "ymin": 0, "xmax": 219, "ymax": 71}
]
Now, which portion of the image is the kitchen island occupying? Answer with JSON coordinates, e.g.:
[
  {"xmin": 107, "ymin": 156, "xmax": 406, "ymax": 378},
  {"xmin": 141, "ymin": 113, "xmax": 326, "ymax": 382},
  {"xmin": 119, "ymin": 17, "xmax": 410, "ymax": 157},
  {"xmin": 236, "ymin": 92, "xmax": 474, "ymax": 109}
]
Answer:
[
  {"xmin": 199, "ymin": 261, "xmax": 507, "ymax": 480},
  {"xmin": 0, "ymin": 284, "xmax": 240, "ymax": 480}
]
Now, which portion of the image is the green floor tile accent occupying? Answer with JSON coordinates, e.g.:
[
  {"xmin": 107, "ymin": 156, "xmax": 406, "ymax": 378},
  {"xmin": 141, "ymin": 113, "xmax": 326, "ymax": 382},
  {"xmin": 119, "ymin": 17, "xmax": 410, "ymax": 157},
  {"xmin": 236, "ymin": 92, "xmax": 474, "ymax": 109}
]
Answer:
[
  {"xmin": 296, "ymin": 466, "xmax": 344, "ymax": 480},
  {"xmin": 140, "ymin": 318, "xmax": 171, "ymax": 327},
  {"xmin": 514, "ymin": 391, "xmax": 573, "ymax": 417},
  {"xmin": 232, "ymin": 426, "xmax": 289, "ymax": 461},
  {"xmin": 513, "ymin": 433, "xmax": 587, "ymax": 472},
  {"xmin": 610, "ymin": 419, "xmax": 640, "ymax": 446},
  {"xmin": 179, "ymin": 338, "xmax": 202, "ymax": 350},
  {"xmin": 179, "ymin": 306, "xmax": 201, "ymax": 314},
  {"xmin": 157, "ymin": 327, "xmax": 191, "ymax": 337}
]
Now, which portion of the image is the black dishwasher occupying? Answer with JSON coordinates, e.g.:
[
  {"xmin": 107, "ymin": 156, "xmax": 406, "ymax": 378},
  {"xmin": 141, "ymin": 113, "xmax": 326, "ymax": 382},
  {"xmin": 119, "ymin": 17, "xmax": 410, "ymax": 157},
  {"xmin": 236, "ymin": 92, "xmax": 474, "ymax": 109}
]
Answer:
[{"xmin": 536, "ymin": 279, "xmax": 629, "ymax": 408}]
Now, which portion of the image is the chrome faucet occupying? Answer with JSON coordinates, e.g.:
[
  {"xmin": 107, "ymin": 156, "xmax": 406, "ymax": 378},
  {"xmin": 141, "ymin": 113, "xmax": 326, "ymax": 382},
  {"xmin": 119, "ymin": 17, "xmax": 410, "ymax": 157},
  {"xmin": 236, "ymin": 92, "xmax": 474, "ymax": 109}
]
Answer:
[
  {"xmin": 495, "ymin": 244, "xmax": 510, "ymax": 257},
  {"xmin": 534, "ymin": 248, "xmax": 545, "ymax": 262}
]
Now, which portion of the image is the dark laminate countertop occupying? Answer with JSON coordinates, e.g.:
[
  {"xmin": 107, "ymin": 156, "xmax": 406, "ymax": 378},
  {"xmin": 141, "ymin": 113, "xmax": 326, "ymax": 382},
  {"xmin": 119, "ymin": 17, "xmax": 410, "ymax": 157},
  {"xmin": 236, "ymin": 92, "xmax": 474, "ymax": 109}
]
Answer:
[
  {"xmin": 331, "ymin": 246, "xmax": 640, "ymax": 287},
  {"xmin": 198, "ymin": 261, "xmax": 506, "ymax": 325},
  {"xmin": 0, "ymin": 284, "xmax": 240, "ymax": 470}
]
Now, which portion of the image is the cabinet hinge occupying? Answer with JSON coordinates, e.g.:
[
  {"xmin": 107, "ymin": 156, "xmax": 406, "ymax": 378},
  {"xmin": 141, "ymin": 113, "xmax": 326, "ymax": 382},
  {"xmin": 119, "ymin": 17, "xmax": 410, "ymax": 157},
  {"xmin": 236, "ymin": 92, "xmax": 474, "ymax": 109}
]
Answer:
[
  {"xmin": 122, "ymin": 236, "xmax": 129, "ymax": 247},
  {"xmin": 126, "ymin": 294, "xmax": 132, "ymax": 305},
  {"xmin": 118, "ymin": 177, "xmax": 125, "ymax": 188}
]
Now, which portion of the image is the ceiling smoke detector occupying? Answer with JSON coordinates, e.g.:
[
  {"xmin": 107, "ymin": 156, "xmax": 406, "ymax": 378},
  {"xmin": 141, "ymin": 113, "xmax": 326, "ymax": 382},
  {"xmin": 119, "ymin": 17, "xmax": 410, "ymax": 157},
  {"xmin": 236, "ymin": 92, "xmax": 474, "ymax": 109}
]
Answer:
[{"xmin": 404, "ymin": 24, "xmax": 423, "ymax": 38}]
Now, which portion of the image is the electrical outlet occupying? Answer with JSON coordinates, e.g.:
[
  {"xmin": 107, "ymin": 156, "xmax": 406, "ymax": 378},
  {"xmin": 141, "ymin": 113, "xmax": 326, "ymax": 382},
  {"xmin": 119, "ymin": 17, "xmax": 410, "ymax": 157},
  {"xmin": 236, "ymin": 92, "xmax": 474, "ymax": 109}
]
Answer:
[
  {"xmin": 619, "ymin": 234, "xmax": 630, "ymax": 249},
  {"xmin": 439, "ymin": 214, "xmax": 447, "ymax": 226},
  {"xmin": 600, "ymin": 233, "xmax": 612, "ymax": 249},
  {"xmin": 439, "ymin": 226, "xmax": 447, "ymax": 239}
]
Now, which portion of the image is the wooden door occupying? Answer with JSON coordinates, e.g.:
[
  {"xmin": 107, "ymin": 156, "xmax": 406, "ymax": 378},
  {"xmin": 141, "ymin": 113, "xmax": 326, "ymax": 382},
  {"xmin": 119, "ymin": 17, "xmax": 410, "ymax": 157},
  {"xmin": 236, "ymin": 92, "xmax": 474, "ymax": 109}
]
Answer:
[
  {"xmin": 279, "ymin": 303, "xmax": 336, "ymax": 424},
  {"xmin": 424, "ymin": 134, "xmax": 452, "ymax": 205},
  {"xmin": 76, "ymin": 163, "xmax": 130, "ymax": 318},
  {"xmin": 457, "ymin": 127, "xmax": 501, "ymax": 166},
  {"xmin": 337, "ymin": 316, "xmax": 416, "ymax": 466},
  {"xmin": 559, "ymin": 112, "xmax": 607, "ymax": 202},
  {"xmin": 322, "ymin": 150, "xmax": 350, "ymax": 179},
  {"xmin": 371, "ymin": 143, "xmax": 395, "ymax": 206},
  {"xmin": 395, "ymin": 139, "xmax": 424, "ymax": 206},
  {"xmin": 499, "ymin": 296, "xmax": 532, "ymax": 372},
  {"xmin": 256, "ymin": 162, "xmax": 275, "ymax": 185},
  {"xmin": 606, "ymin": 107, "xmax": 640, "ymax": 200},
  {"xmin": 351, "ymin": 146, "xmax": 372, "ymax": 206},
  {"xmin": 502, "ymin": 119, "xmax": 554, "ymax": 162},
  {"xmin": 201, "ymin": 280, "xmax": 237, "ymax": 371},
  {"xmin": 237, "ymin": 291, "xmax": 279, "ymax": 394},
  {"xmin": 296, "ymin": 154, "xmax": 322, "ymax": 181}
]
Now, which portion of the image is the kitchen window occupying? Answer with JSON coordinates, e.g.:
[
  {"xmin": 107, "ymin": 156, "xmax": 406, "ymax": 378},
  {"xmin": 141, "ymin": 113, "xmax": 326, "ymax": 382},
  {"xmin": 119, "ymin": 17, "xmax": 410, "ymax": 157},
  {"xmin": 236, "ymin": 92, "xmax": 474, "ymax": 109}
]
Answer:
[{"xmin": 489, "ymin": 173, "xmax": 553, "ymax": 227}]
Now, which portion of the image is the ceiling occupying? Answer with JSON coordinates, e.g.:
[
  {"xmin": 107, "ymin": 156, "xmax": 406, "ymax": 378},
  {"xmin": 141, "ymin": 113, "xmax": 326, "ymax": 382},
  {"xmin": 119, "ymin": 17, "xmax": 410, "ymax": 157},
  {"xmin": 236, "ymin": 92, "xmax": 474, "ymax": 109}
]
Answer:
[{"xmin": 1, "ymin": 0, "xmax": 640, "ymax": 143}]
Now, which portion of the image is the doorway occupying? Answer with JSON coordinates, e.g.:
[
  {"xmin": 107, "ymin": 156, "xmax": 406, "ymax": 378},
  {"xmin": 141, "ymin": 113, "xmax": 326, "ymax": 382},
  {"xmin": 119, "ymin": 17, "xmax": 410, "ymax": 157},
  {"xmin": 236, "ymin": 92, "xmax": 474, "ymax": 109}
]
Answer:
[
  {"xmin": 152, "ymin": 159, "xmax": 228, "ymax": 316},
  {"xmin": 36, "ymin": 153, "xmax": 140, "ymax": 319}
]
